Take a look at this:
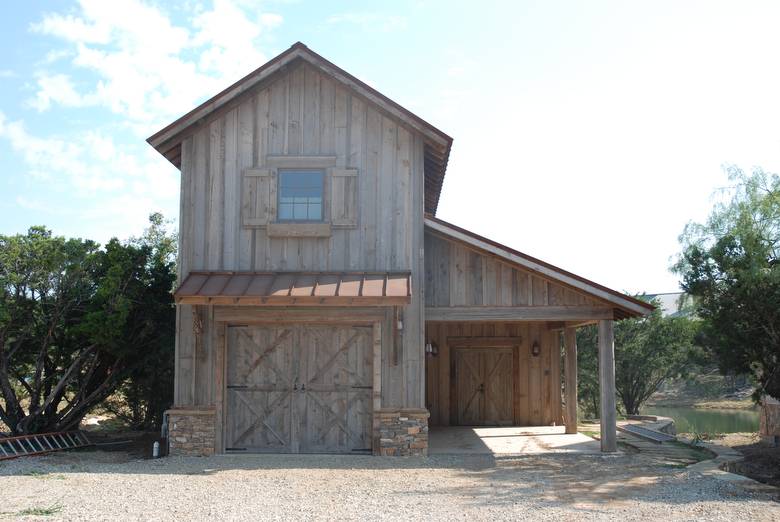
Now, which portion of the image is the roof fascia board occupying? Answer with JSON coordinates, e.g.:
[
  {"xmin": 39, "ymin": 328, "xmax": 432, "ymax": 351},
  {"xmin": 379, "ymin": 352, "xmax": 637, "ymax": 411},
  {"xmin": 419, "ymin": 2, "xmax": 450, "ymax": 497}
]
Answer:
[
  {"xmin": 148, "ymin": 46, "xmax": 303, "ymax": 150},
  {"xmin": 424, "ymin": 218, "xmax": 651, "ymax": 316},
  {"xmin": 301, "ymin": 53, "xmax": 450, "ymax": 149}
]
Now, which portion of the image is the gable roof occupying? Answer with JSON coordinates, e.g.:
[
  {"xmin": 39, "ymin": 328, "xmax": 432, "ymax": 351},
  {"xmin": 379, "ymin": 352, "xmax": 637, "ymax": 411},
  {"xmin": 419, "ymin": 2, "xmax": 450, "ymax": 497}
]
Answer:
[
  {"xmin": 424, "ymin": 215, "xmax": 655, "ymax": 319},
  {"xmin": 147, "ymin": 42, "xmax": 453, "ymax": 214}
]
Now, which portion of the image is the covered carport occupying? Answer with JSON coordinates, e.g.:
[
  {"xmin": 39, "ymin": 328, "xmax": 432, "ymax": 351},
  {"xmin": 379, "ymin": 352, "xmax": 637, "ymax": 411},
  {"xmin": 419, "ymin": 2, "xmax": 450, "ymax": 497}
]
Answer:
[{"xmin": 423, "ymin": 216, "xmax": 654, "ymax": 452}]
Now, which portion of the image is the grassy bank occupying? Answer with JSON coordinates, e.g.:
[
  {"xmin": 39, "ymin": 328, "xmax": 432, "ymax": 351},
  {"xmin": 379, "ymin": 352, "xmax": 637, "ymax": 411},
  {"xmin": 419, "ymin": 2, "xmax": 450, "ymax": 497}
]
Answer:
[{"xmin": 647, "ymin": 398, "xmax": 757, "ymax": 410}]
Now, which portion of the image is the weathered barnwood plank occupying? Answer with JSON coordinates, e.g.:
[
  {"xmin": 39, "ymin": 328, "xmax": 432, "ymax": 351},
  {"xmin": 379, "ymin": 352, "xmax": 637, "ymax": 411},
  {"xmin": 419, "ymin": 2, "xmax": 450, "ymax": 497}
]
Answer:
[
  {"xmin": 207, "ymin": 119, "xmax": 224, "ymax": 269},
  {"xmin": 223, "ymin": 109, "xmax": 238, "ymax": 269},
  {"xmin": 377, "ymin": 116, "xmax": 396, "ymax": 269},
  {"xmin": 237, "ymin": 99, "xmax": 254, "ymax": 270},
  {"xmin": 362, "ymin": 106, "xmax": 381, "ymax": 269},
  {"xmin": 214, "ymin": 306, "xmax": 386, "ymax": 324},
  {"xmin": 192, "ymin": 127, "xmax": 209, "ymax": 271},
  {"xmin": 287, "ymin": 65, "xmax": 303, "ymax": 154},
  {"xmin": 304, "ymin": 64, "xmax": 321, "ymax": 154}
]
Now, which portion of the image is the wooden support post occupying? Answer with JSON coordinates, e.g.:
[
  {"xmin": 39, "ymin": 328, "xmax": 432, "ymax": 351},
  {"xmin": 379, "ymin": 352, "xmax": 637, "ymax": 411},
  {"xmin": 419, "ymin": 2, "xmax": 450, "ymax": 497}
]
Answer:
[
  {"xmin": 214, "ymin": 322, "xmax": 226, "ymax": 454},
  {"xmin": 598, "ymin": 319, "xmax": 617, "ymax": 452},
  {"xmin": 563, "ymin": 327, "xmax": 578, "ymax": 435},
  {"xmin": 372, "ymin": 321, "xmax": 382, "ymax": 455}
]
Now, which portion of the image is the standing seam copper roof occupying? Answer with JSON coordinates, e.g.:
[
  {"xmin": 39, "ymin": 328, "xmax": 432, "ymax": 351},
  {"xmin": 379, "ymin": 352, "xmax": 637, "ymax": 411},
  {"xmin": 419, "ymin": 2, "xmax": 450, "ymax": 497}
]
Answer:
[{"xmin": 175, "ymin": 271, "xmax": 412, "ymax": 306}]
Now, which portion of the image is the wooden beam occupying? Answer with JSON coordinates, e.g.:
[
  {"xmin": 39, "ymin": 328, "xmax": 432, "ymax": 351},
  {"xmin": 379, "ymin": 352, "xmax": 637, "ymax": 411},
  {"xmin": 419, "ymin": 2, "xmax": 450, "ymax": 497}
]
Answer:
[
  {"xmin": 214, "ymin": 306, "xmax": 386, "ymax": 324},
  {"xmin": 425, "ymin": 306, "xmax": 614, "ymax": 322},
  {"xmin": 265, "ymin": 154, "xmax": 337, "ymax": 168},
  {"xmin": 446, "ymin": 336, "xmax": 523, "ymax": 348},
  {"xmin": 563, "ymin": 327, "xmax": 578, "ymax": 435},
  {"xmin": 598, "ymin": 319, "xmax": 617, "ymax": 452},
  {"xmin": 565, "ymin": 319, "xmax": 598, "ymax": 329}
]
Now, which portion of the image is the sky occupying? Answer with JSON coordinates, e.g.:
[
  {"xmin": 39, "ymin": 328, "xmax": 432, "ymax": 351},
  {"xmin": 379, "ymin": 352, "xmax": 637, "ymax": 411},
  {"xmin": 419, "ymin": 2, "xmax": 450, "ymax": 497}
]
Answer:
[{"xmin": 1, "ymin": 1, "xmax": 780, "ymax": 294}]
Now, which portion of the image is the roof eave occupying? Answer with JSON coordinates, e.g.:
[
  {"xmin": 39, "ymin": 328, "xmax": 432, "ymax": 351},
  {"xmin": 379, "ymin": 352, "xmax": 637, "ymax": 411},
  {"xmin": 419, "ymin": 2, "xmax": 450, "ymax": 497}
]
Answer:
[{"xmin": 146, "ymin": 42, "xmax": 452, "ymax": 159}]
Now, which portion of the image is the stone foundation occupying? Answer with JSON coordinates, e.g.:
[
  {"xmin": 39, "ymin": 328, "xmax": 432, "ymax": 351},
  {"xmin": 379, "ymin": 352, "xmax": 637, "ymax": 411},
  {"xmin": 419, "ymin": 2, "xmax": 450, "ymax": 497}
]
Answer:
[
  {"xmin": 166, "ymin": 408, "xmax": 216, "ymax": 456},
  {"xmin": 375, "ymin": 408, "xmax": 429, "ymax": 456}
]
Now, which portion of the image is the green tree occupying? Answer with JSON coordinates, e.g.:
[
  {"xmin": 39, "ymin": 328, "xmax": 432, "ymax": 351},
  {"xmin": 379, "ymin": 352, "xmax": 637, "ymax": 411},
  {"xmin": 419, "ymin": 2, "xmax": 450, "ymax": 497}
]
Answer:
[
  {"xmin": 675, "ymin": 166, "xmax": 780, "ymax": 401},
  {"xmin": 576, "ymin": 302, "xmax": 698, "ymax": 417},
  {"xmin": 0, "ymin": 215, "xmax": 176, "ymax": 434},
  {"xmin": 103, "ymin": 213, "xmax": 177, "ymax": 429},
  {"xmin": 576, "ymin": 326, "xmax": 600, "ymax": 419}
]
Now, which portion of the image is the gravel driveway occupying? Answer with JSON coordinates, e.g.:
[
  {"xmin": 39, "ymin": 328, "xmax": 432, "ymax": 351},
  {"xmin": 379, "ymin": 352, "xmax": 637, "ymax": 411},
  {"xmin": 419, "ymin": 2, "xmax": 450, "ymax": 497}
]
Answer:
[{"xmin": 1, "ymin": 449, "xmax": 778, "ymax": 521}]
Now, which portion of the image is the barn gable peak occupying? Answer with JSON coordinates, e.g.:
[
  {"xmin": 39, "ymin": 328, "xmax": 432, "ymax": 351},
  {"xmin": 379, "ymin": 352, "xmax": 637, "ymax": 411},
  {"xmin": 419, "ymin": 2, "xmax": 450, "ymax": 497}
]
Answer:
[{"xmin": 147, "ymin": 42, "xmax": 452, "ymax": 214}]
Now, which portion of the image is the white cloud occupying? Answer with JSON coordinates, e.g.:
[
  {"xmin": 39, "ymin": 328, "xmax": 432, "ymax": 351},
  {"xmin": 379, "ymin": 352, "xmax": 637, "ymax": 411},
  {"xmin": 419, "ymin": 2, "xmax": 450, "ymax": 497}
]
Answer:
[
  {"xmin": 192, "ymin": 0, "xmax": 276, "ymax": 82},
  {"xmin": 31, "ymin": 11, "xmax": 111, "ymax": 44},
  {"xmin": 27, "ymin": 73, "xmax": 93, "ymax": 111},
  {"xmin": 0, "ymin": 110, "xmax": 180, "ymax": 240},
  {"xmin": 2, "ymin": 1, "xmax": 285, "ymax": 242},
  {"xmin": 0, "ymin": 111, "xmax": 177, "ymax": 196},
  {"xmin": 30, "ymin": 0, "xmax": 282, "ymax": 133},
  {"xmin": 41, "ymin": 49, "xmax": 72, "ymax": 64},
  {"xmin": 325, "ymin": 13, "xmax": 407, "ymax": 32}
]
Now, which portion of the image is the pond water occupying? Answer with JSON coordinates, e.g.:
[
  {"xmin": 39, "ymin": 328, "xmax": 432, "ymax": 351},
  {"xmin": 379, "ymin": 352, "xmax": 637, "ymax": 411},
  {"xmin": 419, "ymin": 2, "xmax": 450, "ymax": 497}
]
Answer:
[{"xmin": 643, "ymin": 406, "xmax": 759, "ymax": 434}]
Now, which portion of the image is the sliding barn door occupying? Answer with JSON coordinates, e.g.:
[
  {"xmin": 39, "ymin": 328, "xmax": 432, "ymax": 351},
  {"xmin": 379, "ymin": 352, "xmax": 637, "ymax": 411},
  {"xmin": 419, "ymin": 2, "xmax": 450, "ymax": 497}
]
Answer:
[
  {"xmin": 225, "ymin": 324, "xmax": 372, "ymax": 454},
  {"xmin": 297, "ymin": 326, "xmax": 373, "ymax": 453},
  {"xmin": 225, "ymin": 326, "xmax": 295, "ymax": 452}
]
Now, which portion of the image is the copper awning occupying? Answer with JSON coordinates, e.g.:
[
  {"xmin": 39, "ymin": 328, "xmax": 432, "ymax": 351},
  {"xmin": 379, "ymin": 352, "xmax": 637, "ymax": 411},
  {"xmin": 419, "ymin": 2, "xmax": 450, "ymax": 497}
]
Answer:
[{"xmin": 174, "ymin": 271, "xmax": 412, "ymax": 306}]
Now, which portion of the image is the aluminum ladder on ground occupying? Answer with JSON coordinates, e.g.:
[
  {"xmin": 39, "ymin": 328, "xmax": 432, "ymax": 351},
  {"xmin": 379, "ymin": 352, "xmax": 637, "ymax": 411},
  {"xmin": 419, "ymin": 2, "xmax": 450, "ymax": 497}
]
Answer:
[{"xmin": 0, "ymin": 430, "xmax": 92, "ymax": 460}]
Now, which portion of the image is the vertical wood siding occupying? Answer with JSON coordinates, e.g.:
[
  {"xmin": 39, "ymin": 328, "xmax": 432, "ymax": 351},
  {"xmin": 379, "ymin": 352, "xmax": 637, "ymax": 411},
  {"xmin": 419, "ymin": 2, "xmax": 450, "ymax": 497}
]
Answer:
[
  {"xmin": 424, "ymin": 231, "xmax": 604, "ymax": 308},
  {"xmin": 424, "ymin": 322, "xmax": 563, "ymax": 427},
  {"xmin": 174, "ymin": 62, "xmax": 425, "ymax": 409}
]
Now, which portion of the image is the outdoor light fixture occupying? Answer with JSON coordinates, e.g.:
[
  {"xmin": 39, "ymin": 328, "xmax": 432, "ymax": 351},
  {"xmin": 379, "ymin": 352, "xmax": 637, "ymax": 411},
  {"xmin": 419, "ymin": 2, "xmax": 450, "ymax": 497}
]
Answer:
[
  {"xmin": 531, "ymin": 340, "xmax": 541, "ymax": 357},
  {"xmin": 425, "ymin": 341, "xmax": 439, "ymax": 357}
]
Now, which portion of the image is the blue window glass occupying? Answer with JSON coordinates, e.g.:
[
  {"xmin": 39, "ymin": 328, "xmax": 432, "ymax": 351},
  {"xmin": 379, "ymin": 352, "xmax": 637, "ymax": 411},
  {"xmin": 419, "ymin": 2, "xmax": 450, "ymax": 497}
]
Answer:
[{"xmin": 278, "ymin": 170, "xmax": 324, "ymax": 221}]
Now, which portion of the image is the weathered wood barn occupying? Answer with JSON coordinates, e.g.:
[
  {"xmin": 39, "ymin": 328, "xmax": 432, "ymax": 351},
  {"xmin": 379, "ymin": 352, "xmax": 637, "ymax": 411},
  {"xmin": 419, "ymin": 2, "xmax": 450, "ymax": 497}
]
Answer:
[{"xmin": 148, "ymin": 42, "xmax": 653, "ymax": 457}]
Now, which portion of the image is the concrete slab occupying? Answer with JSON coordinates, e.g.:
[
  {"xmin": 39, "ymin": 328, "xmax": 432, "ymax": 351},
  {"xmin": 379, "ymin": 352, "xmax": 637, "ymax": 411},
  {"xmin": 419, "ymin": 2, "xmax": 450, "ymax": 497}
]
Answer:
[{"xmin": 429, "ymin": 426, "xmax": 604, "ymax": 455}]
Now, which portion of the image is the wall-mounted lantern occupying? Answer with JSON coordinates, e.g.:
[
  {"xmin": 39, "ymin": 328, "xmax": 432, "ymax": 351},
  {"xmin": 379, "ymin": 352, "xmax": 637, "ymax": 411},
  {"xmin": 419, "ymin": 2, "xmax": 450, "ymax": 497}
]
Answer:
[
  {"xmin": 425, "ymin": 341, "xmax": 439, "ymax": 357},
  {"xmin": 531, "ymin": 340, "xmax": 541, "ymax": 357}
]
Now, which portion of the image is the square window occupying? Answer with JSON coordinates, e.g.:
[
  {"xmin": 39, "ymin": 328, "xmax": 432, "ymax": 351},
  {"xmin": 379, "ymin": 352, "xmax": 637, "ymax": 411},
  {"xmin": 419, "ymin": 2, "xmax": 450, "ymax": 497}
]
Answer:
[{"xmin": 277, "ymin": 170, "xmax": 324, "ymax": 222}]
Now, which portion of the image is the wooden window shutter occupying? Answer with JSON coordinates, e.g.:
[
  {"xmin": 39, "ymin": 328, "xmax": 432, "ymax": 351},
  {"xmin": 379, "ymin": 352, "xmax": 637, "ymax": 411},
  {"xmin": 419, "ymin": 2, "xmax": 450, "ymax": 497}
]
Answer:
[
  {"xmin": 330, "ymin": 168, "xmax": 358, "ymax": 228},
  {"xmin": 241, "ymin": 168, "xmax": 276, "ymax": 228}
]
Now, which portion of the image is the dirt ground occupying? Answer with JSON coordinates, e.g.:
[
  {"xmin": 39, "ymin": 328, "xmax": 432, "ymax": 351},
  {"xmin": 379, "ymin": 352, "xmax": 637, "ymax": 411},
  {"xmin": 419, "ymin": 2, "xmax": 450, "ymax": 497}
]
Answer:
[
  {"xmin": 1, "ymin": 446, "xmax": 778, "ymax": 521},
  {"xmin": 706, "ymin": 432, "xmax": 780, "ymax": 488}
]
